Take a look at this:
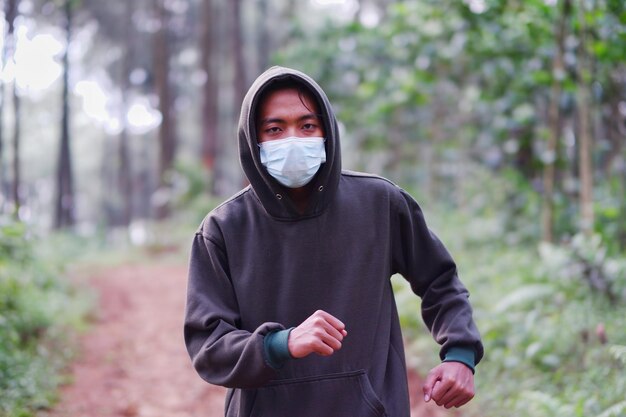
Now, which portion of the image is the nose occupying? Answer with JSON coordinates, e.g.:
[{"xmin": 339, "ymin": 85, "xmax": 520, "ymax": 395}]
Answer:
[{"xmin": 284, "ymin": 125, "xmax": 299, "ymax": 138}]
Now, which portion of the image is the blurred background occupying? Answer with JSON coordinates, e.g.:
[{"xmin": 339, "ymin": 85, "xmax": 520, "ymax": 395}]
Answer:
[{"xmin": 0, "ymin": 0, "xmax": 625, "ymax": 416}]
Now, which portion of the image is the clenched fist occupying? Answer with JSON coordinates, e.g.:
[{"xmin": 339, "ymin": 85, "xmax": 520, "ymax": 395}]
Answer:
[
  {"xmin": 423, "ymin": 362, "xmax": 475, "ymax": 409},
  {"xmin": 288, "ymin": 310, "xmax": 348, "ymax": 358}
]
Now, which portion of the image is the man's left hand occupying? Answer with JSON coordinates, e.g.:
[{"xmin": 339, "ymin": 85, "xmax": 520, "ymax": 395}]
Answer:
[{"xmin": 422, "ymin": 362, "xmax": 475, "ymax": 408}]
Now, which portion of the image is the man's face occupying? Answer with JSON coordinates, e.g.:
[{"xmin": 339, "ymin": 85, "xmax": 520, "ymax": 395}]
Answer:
[{"xmin": 256, "ymin": 88, "xmax": 324, "ymax": 143}]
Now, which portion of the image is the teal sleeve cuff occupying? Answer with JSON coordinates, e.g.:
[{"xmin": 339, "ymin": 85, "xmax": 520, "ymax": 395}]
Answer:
[
  {"xmin": 443, "ymin": 347, "xmax": 476, "ymax": 374},
  {"xmin": 263, "ymin": 328, "xmax": 294, "ymax": 369}
]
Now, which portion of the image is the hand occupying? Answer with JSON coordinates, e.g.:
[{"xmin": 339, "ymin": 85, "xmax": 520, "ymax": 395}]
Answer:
[
  {"xmin": 288, "ymin": 310, "xmax": 348, "ymax": 359},
  {"xmin": 423, "ymin": 362, "xmax": 475, "ymax": 409}
]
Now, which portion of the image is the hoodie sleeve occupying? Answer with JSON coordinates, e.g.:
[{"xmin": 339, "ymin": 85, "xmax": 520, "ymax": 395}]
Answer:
[
  {"xmin": 184, "ymin": 230, "xmax": 284, "ymax": 388},
  {"xmin": 391, "ymin": 189, "xmax": 484, "ymax": 365}
]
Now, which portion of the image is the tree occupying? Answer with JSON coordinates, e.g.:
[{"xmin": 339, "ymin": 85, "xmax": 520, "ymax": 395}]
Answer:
[
  {"xmin": 2, "ymin": 0, "xmax": 20, "ymax": 219},
  {"xmin": 200, "ymin": 0, "xmax": 219, "ymax": 193},
  {"xmin": 256, "ymin": 0, "xmax": 270, "ymax": 72},
  {"xmin": 541, "ymin": 0, "xmax": 571, "ymax": 243},
  {"xmin": 575, "ymin": 0, "xmax": 594, "ymax": 236},
  {"xmin": 152, "ymin": 0, "xmax": 177, "ymax": 219},
  {"xmin": 54, "ymin": 0, "xmax": 76, "ymax": 229},
  {"xmin": 117, "ymin": 0, "xmax": 133, "ymax": 226},
  {"xmin": 0, "ymin": 0, "xmax": 15, "ymax": 213},
  {"xmin": 231, "ymin": 0, "xmax": 246, "ymax": 109}
]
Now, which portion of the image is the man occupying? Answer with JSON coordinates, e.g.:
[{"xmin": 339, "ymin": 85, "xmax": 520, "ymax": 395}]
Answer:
[{"xmin": 184, "ymin": 66, "xmax": 483, "ymax": 417}]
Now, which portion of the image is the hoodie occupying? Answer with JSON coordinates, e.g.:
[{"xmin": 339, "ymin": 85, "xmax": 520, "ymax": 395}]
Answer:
[{"xmin": 184, "ymin": 66, "xmax": 483, "ymax": 417}]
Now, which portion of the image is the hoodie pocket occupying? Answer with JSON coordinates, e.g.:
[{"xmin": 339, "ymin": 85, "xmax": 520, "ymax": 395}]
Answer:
[{"xmin": 250, "ymin": 370, "xmax": 387, "ymax": 417}]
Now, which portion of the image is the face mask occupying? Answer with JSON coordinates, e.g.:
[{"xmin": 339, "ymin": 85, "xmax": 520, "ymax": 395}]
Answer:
[{"xmin": 259, "ymin": 137, "xmax": 326, "ymax": 188}]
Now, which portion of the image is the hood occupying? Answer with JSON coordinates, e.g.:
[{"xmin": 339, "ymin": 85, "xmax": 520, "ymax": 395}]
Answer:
[{"xmin": 238, "ymin": 66, "xmax": 342, "ymax": 220}]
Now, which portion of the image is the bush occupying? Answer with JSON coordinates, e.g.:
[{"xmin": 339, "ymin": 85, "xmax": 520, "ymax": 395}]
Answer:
[
  {"xmin": 394, "ymin": 196, "xmax": 626, "ymax": 417},
  {"xmin": 0, "ymin": 220, "xmax": 91, "ymax": 417}
]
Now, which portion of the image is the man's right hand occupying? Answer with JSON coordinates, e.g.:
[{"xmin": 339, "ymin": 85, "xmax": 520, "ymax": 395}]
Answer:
[{"xmin": 288, "ymin": 310, "xmax": 348, "ymax": 358}]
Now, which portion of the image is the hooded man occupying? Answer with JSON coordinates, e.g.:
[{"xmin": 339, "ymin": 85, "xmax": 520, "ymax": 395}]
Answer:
[{"xmin": 184, "ymin": 66, "xmax": 483, "ymax": 417}]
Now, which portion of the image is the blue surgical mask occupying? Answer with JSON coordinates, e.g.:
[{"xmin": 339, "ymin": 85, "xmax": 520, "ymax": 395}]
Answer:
[{"xmin": 259, "ymin": 137, "xmax": 326, "ymax": 188}]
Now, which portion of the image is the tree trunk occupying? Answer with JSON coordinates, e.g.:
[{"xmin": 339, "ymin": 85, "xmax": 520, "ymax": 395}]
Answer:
[
  {"xmin": 100, "ymin": 130, "xmax": 118, "ymax": 225},
  {"xmin": 231, "ymin": 0, "xmax": 246, "ymax": 108},
  {"xmin": 118, "ymin": 0, "xmax": 133, "ymax": 226},
  {"xmin": 576, "ymin": 0, "xmax": 594, "ymax": 236},
  {"xmin": 541, "ymin": 0, "xmax": 570, "ymax": 243},
  {"xmin": 200, "ymin": 0, "xmax": 219, "ymax": 193},
  {"xmin": 606, "ymin": 68, "xmax": 626, "ymax": 248},
  {"xmin": 54, "ymin": 0, "xmax": 76, "ymax": 229},
  {"xmin": 0, "ymin": 81, "xmax": 4, "ymax": 214},
  {"xmin": 153, "ymin": 0, "xmax": 177, "ymax": 219},
  {"xmin": 136, "ymin": 136, "xmax": 153, "ymax": 220},
  {"xmin": 11, "ymin": 68, "xmax": 20, "ymax": 220},
  {"xmin": 603, "ymin": 73, "xmax": 625, "ymax": 177},
  {"xmin": 3, "ymin": 0, "xmax": 19, "ymax": 218},
  {"xmin": 231, "ymin": 0, "xmax": 249, "ymax": 189},
  {"xmin": 256, "ymin": 0, "xmax": 270, "ymax": 72},
  {"xmin": 0, "ymin": 7, "xmax": 8, "ymax": 213}
]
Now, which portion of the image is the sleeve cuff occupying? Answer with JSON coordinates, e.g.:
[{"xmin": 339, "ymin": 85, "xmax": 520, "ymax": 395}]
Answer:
[
  {"xmin": 443, "ymin": 346, "xmax": 476, "ymax": 374},
  {"xmin": 263, "ymin": 328, "xmax": 294, "ymax": 369}
]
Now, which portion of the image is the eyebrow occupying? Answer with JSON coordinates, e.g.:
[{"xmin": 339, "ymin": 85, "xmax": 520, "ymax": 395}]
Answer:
[{"xmin": 259, "ymin": 113, "xmax": 320, "ymax": 126}]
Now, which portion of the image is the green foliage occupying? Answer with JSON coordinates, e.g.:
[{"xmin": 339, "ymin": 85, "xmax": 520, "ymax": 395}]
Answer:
[
  {"xmin": 0, "ymin": 221, "xmax": 92, "ymax": 417},
  {"xmin": 169, "ymin": 160, "xmax": 224, "ymax": 227},
  {"xmin": 609, "ymin": 345, "xmax": 626, "ymax": 365},
  {"xmin": 280, "ymin": 8, "xmax": 626, "ymax": 411},
  {"xmin": 394, "ymin": 190, "xmax": 626, "ymax": 416},
  {"xmin": 595, "ymin": 176, "xmax": 626, "ymax": 254},
  {"xmin": 278, "ymin": 0, "xmax": 626, "ymax": 246},
  {"xmin": 596, "ymin": 401, "xmax": 626, "ymax": 417}
]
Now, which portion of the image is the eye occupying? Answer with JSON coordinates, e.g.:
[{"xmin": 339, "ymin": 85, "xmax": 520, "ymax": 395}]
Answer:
[
  {"xmin": 302, "ymin": 123, "xmax": 317, "ymax": 131},
  {"xmin": 265, "ymin": 126, "xmax": 282, "ymax": 134}
]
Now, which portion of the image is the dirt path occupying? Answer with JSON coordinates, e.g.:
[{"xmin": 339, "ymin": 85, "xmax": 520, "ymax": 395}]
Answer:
[{"xmin": 41, "ymin": 263, "xmax": 453, "ymax": 417}]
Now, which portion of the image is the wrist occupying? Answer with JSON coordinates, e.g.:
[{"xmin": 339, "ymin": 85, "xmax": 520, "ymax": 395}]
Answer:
[
  {"xmin": 443, "ymin": 346, "xmax": 476, "ymax": 374},
  {"xmin": 263, "ymin": 328, "xmax": 295, "ymax": 369}
]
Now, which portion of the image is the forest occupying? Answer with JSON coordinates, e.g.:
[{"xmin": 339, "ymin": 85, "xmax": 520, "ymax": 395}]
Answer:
[{"xmin": 0, "ymin": 0, "xmax": 625, "ymax": 416}]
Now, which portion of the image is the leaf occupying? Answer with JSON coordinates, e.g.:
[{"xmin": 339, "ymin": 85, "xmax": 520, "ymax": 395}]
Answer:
[
  {"xmin": 525, "ymin": 341, "xmax": 542, "ymax": 358},
  {"xmin": 494, "ymin": 284, "xmax": 555, "ymax": 313},
  {"xmin": 521, "ymin": 391, "xmax": 574, "ymax": 416},
  {"xmin": 608, "ymin": 345, "xmax": 626, "ymax": 365},
  {"xmin": 532, "ymin": 69, "xmax": 552, "ymax": 85},
  {"xmin": 592, "ymin": 41, "xmax": 609, "ymax": 58},
  {"xmin": 596, "ymin": 401, "xmax": 626, "ymax": 417}
]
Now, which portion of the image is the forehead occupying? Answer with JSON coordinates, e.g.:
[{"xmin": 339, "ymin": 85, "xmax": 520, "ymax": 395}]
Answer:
[{"xmin": 257, "ymin": 87, "xmax": 320, "ymax": 119}]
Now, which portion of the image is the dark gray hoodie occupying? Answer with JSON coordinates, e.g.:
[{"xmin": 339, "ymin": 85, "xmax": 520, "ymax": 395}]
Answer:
[{"xmin": 184, "ymin": 66, "xmax": 483, "ymax": 417}]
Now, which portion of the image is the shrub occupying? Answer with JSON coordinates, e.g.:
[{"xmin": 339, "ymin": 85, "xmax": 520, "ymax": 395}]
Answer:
[
  {"xmin": 0, "ymin": 221, "xmax": 91, "ymax": 417},
  {"xmin": 395, "ymin": 204, "xmax": 626, "ymax": 417}
]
